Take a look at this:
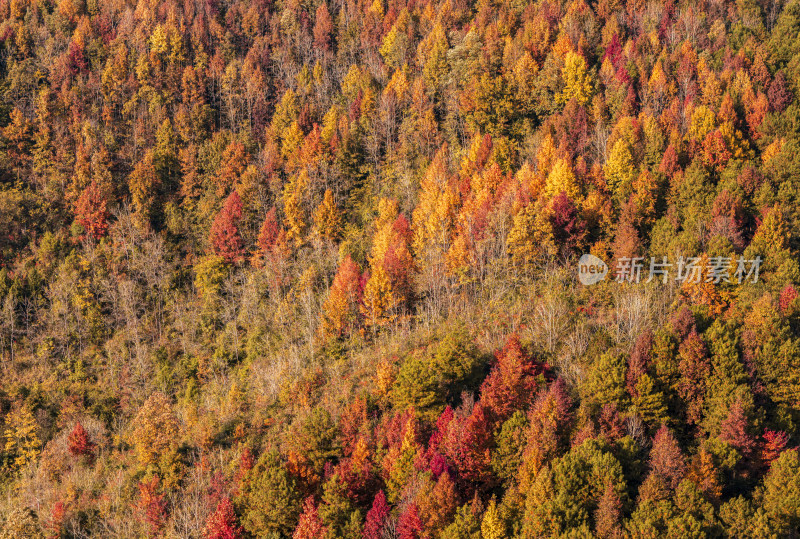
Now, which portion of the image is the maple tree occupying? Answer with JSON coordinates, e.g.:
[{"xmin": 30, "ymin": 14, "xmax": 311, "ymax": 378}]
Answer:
[{"xmin": 203, "ymin": 498, "xmax": 243, "ymax": 539}]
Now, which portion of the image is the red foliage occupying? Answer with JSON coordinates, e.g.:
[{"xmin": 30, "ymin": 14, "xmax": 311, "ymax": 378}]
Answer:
[
  {"xmin": 649, "ymin": 425, "xmax": 686, "ymax": 489},
  {"xmin": 702, "ymin": 130, "xmax": 732, "ymax": 170},
  {"xmin": 293, "ymin": 497, "xmax": 326, "ymax": 539},
  {"xmin": 234, "ymin": 448, "xmax": 255, "ymax": 492},
  {"xmin": 383, "ymin": 214, "xmax": 414, "ymax": 303},
  {"xmin": 768, "ymin": 71, "xmax": 793, "ymax": 113},
  {"xmin": 440, "ymin": 402, "xmax": 493, "ymax": 487},
  {"xmin": 670, "ymin": 306, "xmax": 696, "ymax": 340},
  {"xmin": 677, "ymin": 329, "xmax": 710, "ymax": 425},
  {"xmin": 362, "ymin": 490, "xmax": 390, "ymax": 539},
  {"xmin": 313, "ymin": 4, "xmax": 334, "ymax": 50},
  {"xmin": 549, "ymin": 192, "xmax": 586, "ymax": 255},
  {"xmin": 256, "ymin": 207, "xmax": 281, "ymax": 255},
  {"xmin": 626, "ymin": 330, "xmax": 653, "ymax": 397},
  {"xmin": 67, "ymin": 422, "xmax": 95, "ymax": 459},
  {"xmin": 46, "ymin": 501, "xmax": 66, "ymax": 538},
  {"xmin": 67, "ymin": 41, "xmax": 88, "ymax": 75},
  {"xmin": 204, "ymin": 497, "xmax": 243, "ymax": 539},
  {"xmin": 779, "ymin": 285, "xmax": 798, "ymax": 315},
  {"xmin": 339, "ymin": 396, "xmax": 370, "ymax": 456},
  {"xmin": 480, "ymin": 334, "xmax": 545, "ymax": 423},
  {"xmin": 658, "ymin": 144, "xmax": 680, "ymax": 178},
  {"xmin": 137, "ymin": 476, "xmax": 167, "ymax": 536},
  {"xmin": 762, "ymin": 430, "xmax": 790, "ymax": 468},
  {"xmin": 603, "ymin": 34, "xmax": 623, "ymax": 69},
  {"xmin": 75, "ymin": 180, "xmax": 110, "ymax": 240},
  {"xmin": 746, "ymin": 92, "xmax": 770, "ymax": 139},
  {"xmin": 719, "ymin": 401, "xmax": 756, "ymax": 459},
  {"xmin": 397, "ymin": 503, "xmax": 423, "ymax": 539},
  {"xmin": 599, "ymin": 403, "xmax": 625, "ymax": 441},
  {"xmin": 209, "ymin": 191, "xmax": 244, "ymax": 263}
]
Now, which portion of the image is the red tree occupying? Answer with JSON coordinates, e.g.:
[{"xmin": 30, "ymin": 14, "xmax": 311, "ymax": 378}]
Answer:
[
  {"xmin": 75, "ymin": 180, "xmax": 110, "ymax": 240},
  {"xmin": 257, "ymin": 207, "xmax": 281, "ymax": 255},
  {"xmin": 549, "ymin": 191, "xmax": 585, "ymax": 255},
  {"xmin": 203, "ymin": 497, "xmax": 243, "ymax": 539},
  {"xmin": 649, "ymin": 425, "xmax": 686, "ymax": 489},
  {"xmin": 441, "ymin": 402, "xmax": 493, "ymax": 486},
  {"xmin": 362, "ymin": 490, "xmax": 390, "ymax": 539},
  {"xmin": 397, "ymin": 503, "xmax": 423, "ymax": 539},
  {"xmin": 626, "ymin": 330, "xmax": 653, "ymax": 396},
  {"xmin": 293, "ymin": 497, "xmax": 326, "ymax": 539},
  {"xmin": 209, "ymin": 191, "xmax": 245, "ymax": 263},
  {"xmin": 137, "ymin": 476, "xmax": 167, "ymax": 536},
  {"xmin": 780, "ymin": 285, "xmax": 798, "ymax": 315},
  {"xmin": 719, "ymin": 401, "xmax": 756, "ymax": 459},
  {"xmin": 313, "ymin": 4, "xmax": 334, "ymax": 50},
  {"xmin": 480, "ymin": 334, "xmax": 545, "ymax": 423},
  {"xmin": 658, "ymin": 144, "xmax": 680, "ymax": 178},
  {"xmin": 762, "ymin": 430, "xmax": 790, "ymax": 468},
  {"xmin": 768, "ymin": 71, "xmax": 793, "ymax": 113},
  {"xmin": 677, "ymin": 329, "xmax": 710, "ymax": 424},
  {"xmin": 67, "ymin": 422, "xmax": 95, "ymax": 459}
]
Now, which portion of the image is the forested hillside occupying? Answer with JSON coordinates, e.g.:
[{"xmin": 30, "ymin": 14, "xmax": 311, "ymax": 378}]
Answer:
[{"xmin": 2, "ymin": 0, "xmax": 800, "ymax": 536}]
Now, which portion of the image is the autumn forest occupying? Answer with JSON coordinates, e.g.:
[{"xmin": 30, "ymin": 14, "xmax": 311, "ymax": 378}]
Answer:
[{"xmin": 1, "ymin": 0, "xmax": 800, "ymax": 536}]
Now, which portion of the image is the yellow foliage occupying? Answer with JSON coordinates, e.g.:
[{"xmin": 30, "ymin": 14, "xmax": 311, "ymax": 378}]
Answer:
[
  {"xmin": 507, "ymin": 201, "xmax": 555, "ymax": 267},
  {"xmin": 558, "ymin": 51, "xmax": 593, "ymax": 106},
  {"xmin": 544, "ymin": 158, "xmax": 580, "ymax": 200},
  {"xmin": 130, "ymin": 392, "xmax": 179, "ymax": 468},
  {"xmin": 688, "ymin": 105, "xmax": 716, "ymax": 142},
  {"xmin": 281, "ymin": 121, "xmax": 304, "ymax": 168},
  {"xmin": 762, "ymin": 138, "xmax": 784, "ymax": 164},
  {"xmin": 3, "ymin": 405, "xmax": 41, "ymax": 472},
  {"xmin": 283, "ymin": 170, "xmax": 309, "ymax": 247},
  {"xmin": 604, "ymin": 139, "xmax": 636, "ymax": 196},
  {"xmin": 412, "ymin": 148, "xmax": 458, "ymax": 268},
  {"xmin": 361, "ymin": 266, "xmax": 395, "ymax": 328},
  {"xmin": 481, "ymin": 499, "xmax": 506, "ymax": 539},
  {"xmin": 313, "ymin": 189, "xmax": 342, "ymax": 241},
  {"xmin": 320, "ymin": 105, "xmax": 340, "ymax": 145}
]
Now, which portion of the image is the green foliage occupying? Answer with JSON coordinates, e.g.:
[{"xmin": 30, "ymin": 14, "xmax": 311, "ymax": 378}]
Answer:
[
  {"xmin": 392, "ymin": 328, "xmax": 482, "ymax": 420},
  {"xmin": 238, "ymin": 449, "xmax": 302, "ymax": 537}
]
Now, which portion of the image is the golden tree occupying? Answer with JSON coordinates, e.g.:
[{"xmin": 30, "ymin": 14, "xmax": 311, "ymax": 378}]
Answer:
[
  {"xmin": 313, "ymin": 189, "xmax": 342, "ymax": 242},
  {"xmin": 129, "ymin": 392, "xmax": 179, "ymax": 468}
]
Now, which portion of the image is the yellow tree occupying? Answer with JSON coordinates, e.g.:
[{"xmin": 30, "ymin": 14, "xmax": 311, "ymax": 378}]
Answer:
[
  {"xmin": 544, "ymin": 158, "xmax": 580, "ymax": 200},
  {"xmin": 361, "ymin": 266, "xmax": 395, "ymax": 330},
  {"xmin": 129, "ymin": 392, "xmax": 179, "ymax": 468},
  {"xmin": 481, "ymin": 499, "xmax": 506, "ymax": 539},
  {"xmin": 283, "ymin": 170, "xmax": 309, "ymax": 247},
  {"xmin": 604, "ymin": 139, "xmax": 636, "ymax": 199},
  {"xmin": 558, "ymin": 51, "xmax": 593, "ymax": 106},
  {"xmin": 2, "ymin": 107, "xmax": 31, "ymax": 180},
  {"xmin": 412, "ymin": 146, "xmax": 458, "ymax": 273},
  {"xmin": 128, "ymin": 149, "xmax": 160, "ymax": 229},
  {"xmin": 370, "ymin": 198, "xmax": 415, "ymax": 305},
  {"xmin": 3, "ymin": 404, "xmax": 40, "ymax": 472},
  {"xmin": 313, "ymin": 189, "xmax": 342, "ymax": 242}
]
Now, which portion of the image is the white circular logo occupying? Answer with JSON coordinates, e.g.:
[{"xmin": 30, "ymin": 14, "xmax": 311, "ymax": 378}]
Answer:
[{"xmin": 578, "ymin": 254, "xmax": 608, "ymax": 285}]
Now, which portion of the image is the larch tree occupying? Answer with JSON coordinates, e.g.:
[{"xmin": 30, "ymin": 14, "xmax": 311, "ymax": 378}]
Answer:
[
  {"xmin": 321, "ymin": 256, "xmax": 363, "ymax": 338},
  {"xmin": 75, "ymin": 180, "xmax": 111, "ymax": 240},
  {"xmin": 313, "ymin": 189, "xmax": 343, "ymax": 242},
  {"xmin": 209, "ymin": 190, "xmax": 245, "ymax": 264}
]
